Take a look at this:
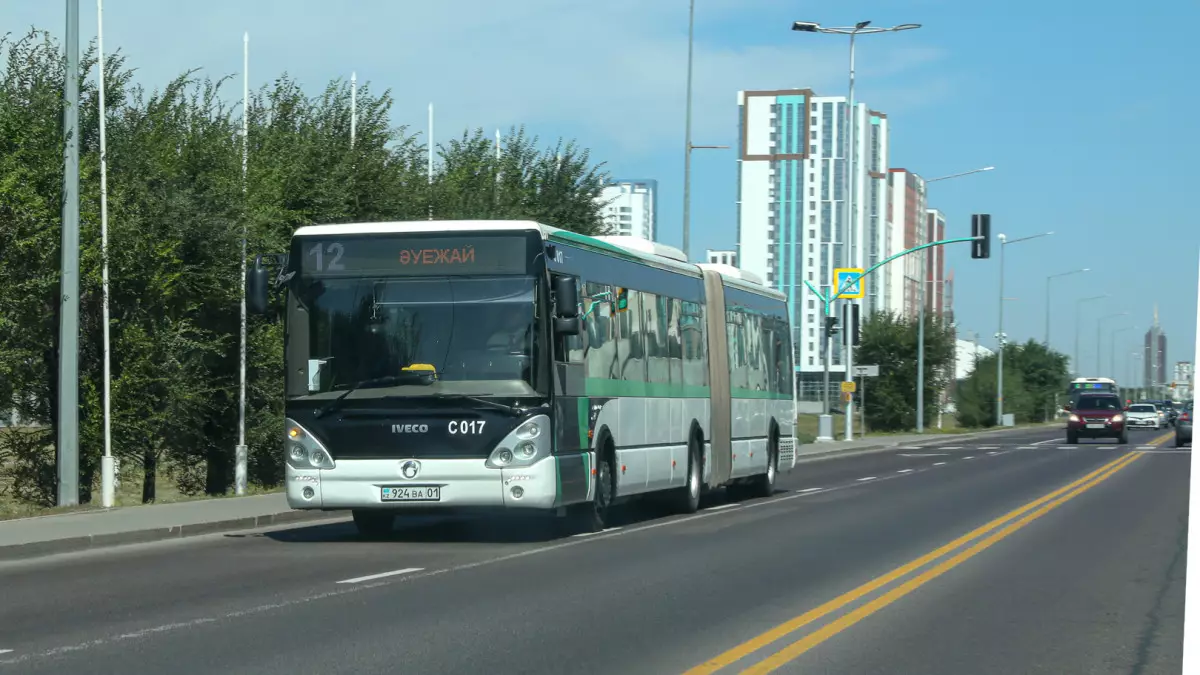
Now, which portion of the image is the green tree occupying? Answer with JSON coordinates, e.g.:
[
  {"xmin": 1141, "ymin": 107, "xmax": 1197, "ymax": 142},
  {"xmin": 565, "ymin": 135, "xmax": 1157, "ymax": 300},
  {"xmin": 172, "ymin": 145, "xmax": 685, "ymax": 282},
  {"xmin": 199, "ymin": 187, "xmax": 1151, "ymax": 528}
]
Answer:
[
  {"xmin": 0, "ymin": 28, "xmax": 615, "ymax": 508},
  {"xmin": 954, "ymin": 340, "xmax": 1067, "ymax": 427},
  {"xmin": 855, "ymin": 311, "xmax": 956, "ymax": 432}
]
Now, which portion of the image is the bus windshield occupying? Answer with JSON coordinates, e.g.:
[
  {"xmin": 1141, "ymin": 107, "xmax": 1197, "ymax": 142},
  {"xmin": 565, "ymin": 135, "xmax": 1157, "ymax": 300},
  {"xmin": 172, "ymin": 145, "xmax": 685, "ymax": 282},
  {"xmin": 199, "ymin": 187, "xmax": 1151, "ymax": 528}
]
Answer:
[{"xmin": 291, "ymin": 275, "xmax": 542, "ymax": 399}]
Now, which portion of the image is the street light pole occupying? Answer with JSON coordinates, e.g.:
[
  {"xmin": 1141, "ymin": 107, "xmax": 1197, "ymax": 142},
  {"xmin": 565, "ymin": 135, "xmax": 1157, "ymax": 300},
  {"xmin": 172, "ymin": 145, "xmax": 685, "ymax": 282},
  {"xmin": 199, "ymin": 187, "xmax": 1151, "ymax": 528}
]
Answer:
[
  {"xmin": 1044, "ymin": 268, "xmax": 1089, "ymax": 346},
  {"xmin": 1110, "ymin": 326, "xmax": 1135, "ymax": 380},
  {"xmin": 1096, "ymin": 312, "xmax": 1128, "ymax": 374},
  {"xmin": 1074, "ymin": 294, "xmax": 1107, "ymax": 377},
  {"xmin": 57, "ymin": 0, "xmax": 81, "ymax": 507},
  {"xmin": 996, "ymin": 231, "xmax": 1053, "ymax": 426},
  {"xmin": 790, "ymin": 19, "xmax": 920, "ymax": 441},
  {"xmin": 681, "ymin": 0, "xmax": 694, "ymax": 260}
]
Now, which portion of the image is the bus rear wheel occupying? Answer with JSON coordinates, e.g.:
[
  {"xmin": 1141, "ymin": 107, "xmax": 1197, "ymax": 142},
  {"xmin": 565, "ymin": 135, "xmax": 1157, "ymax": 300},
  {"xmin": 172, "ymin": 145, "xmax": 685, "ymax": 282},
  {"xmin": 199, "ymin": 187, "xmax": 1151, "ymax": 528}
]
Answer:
[
  {"xmin": 745, "ymin": 432, "xmax": 778, "ymax": 499},
  {"xmin": 671, "ymin": 435, "xmax": 702, "ymax": 514},
  {"xmin": 352, "ymin": 510, "xmax": 395, "ymax": 538}
]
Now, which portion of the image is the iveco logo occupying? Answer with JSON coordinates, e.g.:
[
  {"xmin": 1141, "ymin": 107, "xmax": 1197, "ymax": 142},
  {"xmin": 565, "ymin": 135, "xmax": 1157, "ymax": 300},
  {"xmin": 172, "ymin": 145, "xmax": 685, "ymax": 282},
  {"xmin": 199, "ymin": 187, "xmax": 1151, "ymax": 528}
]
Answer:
[
  {"xmin": 391, "ymin": 423, "xmax": 429, "ymax": 433},
  {"xmin": 399, "ymin": 460, "xmax": 421, "ymax": 479}
]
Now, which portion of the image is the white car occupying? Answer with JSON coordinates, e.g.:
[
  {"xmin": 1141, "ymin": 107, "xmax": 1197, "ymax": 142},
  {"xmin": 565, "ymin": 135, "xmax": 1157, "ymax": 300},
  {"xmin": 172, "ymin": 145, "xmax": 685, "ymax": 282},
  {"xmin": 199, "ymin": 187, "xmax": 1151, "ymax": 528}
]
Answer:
[{"xmin": 1125, "ymin": 403, "xmax": 1162, "ymax": 429}]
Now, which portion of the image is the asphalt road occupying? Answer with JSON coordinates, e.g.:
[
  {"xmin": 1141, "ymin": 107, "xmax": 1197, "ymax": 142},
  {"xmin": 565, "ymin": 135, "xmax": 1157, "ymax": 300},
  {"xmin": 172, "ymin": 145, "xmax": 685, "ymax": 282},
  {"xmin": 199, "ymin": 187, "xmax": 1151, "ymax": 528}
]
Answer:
[{"xmin": 0, "ymin": 426, "xmax": 1188, "ymax": 674}]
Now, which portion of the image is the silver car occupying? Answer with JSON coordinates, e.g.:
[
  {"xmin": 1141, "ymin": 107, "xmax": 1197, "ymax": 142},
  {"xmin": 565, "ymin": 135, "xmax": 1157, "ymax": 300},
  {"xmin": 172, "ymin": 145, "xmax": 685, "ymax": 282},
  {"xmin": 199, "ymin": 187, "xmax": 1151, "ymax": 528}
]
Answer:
[
  {"xmin": 1176, "ymin": 401, "xmax": 1192, "ymax": 447},
  {"xmin": 1125, "ymin": 403, "xmax": 1163, "ymax": 429}
]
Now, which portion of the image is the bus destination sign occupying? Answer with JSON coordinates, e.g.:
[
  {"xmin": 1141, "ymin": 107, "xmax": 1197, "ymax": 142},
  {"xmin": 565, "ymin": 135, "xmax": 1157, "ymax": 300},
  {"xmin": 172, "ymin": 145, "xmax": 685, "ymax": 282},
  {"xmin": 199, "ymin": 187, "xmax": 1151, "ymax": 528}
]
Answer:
[{"xmin": 299, "ymin": 235, "xmax": 530, "ymax": 276}]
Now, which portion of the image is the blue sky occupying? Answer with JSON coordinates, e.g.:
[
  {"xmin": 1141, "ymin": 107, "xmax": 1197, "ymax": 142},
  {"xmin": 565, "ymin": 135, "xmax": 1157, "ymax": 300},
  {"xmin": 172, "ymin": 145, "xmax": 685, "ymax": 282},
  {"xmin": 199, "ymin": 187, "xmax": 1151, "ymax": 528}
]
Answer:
[{"xmin": 3, "ymin": 0, "xmax": 1198, "ymax": 382}]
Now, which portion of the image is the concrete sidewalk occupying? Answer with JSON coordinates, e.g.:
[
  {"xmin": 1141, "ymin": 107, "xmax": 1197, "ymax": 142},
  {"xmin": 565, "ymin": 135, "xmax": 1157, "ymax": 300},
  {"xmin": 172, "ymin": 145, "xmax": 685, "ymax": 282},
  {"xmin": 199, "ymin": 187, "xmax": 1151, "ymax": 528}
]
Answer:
[
  {"xmin": 0, "ymin": 493, "xmax": 342, "ymax": 561},
  {"xmin": 0, "ymin": 423, "xmax": 1058, "ymax": 562}
]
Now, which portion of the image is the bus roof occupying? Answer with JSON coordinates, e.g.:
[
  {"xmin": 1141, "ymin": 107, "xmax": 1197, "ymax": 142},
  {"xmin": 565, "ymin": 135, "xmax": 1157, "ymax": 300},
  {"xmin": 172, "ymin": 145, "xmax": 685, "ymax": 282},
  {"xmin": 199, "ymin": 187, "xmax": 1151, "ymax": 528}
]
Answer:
[{"xmin": 292, "ymin": 220, "xmax": 786, "ymax": 302}]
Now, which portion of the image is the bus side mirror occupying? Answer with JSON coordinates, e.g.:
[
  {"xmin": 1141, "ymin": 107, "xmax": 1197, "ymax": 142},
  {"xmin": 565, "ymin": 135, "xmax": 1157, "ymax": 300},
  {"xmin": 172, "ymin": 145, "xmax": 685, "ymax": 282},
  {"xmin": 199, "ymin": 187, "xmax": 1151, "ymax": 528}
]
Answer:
[
  {"xmin": 553, "ymin": 276, "xmax": 580, "ymax": 318},
  {"xmin": 247, "ymin": 263, "xmax": 270, "ymax": 315}
]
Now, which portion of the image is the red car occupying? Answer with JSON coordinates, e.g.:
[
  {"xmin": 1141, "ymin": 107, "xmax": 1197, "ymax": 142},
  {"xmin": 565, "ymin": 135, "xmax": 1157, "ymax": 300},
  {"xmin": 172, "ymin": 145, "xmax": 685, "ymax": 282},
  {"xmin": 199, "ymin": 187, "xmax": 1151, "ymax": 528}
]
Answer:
[{"xmin": 1064, "ymin": 393, "xmax": 1128, "ymax": 444}]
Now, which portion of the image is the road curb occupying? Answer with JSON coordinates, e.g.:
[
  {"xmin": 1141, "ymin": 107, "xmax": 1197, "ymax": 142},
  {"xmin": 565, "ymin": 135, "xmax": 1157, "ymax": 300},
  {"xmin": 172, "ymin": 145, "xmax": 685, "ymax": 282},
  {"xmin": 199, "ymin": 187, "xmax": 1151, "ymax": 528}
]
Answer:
[{"xmin": 0, "ymin": 509, "xmax": 348, "ymax": 562}]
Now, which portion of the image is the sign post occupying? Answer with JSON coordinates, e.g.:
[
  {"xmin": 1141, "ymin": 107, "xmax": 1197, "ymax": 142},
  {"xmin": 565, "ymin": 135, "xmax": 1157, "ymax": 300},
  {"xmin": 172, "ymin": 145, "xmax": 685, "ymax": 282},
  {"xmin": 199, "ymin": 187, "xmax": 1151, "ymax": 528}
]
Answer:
[{"xmin": 852, "ymin": 365, "xmax": 879, "ymax": 436}]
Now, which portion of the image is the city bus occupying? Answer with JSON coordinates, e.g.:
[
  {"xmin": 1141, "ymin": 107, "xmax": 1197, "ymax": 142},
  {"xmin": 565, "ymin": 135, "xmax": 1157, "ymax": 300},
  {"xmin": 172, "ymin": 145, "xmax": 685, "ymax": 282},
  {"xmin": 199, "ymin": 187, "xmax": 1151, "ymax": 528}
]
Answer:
[
  {"xmin": 1067, "ymin": 377, "xmax": 1120, "ymax": 400},
  {"xmin": 246, "ymin": 220, "xmax": 797, "ymax": 536}
]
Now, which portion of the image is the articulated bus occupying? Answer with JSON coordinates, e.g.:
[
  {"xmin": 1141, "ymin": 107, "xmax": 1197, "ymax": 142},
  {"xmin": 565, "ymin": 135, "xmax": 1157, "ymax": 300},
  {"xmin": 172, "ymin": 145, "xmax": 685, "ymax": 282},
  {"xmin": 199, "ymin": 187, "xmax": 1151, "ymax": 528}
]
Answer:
[{"xmin": 246, "ymin": 220, "xmax": 797, "ymax": 536}]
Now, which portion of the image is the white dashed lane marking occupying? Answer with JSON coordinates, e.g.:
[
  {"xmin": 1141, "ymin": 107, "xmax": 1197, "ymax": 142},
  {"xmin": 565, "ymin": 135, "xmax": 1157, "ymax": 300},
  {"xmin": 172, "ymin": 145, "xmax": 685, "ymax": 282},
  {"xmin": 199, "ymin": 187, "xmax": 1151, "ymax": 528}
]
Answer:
[
  {"xmin": 857, "ymin": 476, "xmax": 877, "ymax": 482},
  {"xmin": 897, "ymin": 469, "xmax": 914, "ymax": 474},
  {"xmin": 336, "ymin": 568, "xmax": 424, "ymax": 584},
  {"xmin": 933, "ymin": 462, "xmax": 947, "ymax": 466}
]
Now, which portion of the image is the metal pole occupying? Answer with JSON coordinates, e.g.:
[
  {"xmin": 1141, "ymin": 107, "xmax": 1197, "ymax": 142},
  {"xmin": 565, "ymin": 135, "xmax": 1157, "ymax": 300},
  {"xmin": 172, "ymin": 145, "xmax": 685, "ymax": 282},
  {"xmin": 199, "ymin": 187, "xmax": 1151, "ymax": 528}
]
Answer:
[
  {"xmin": 235, "ymin": 32, "xmax": 248, "ymax": 496},
  {"xmin": 842, "ymin": 32, "xmax": 857, "ymax": 441},
  {"xmin": 995, "ymin": 237, "xmax": 1006, "ymax": 427},
  {"xmin": 1044, "ymin": 276, "xmax": 1051, "ymax": 346},
  {"xmin": 916, "ymin": 220, "xmax": 926, "ymax": 433},
  {"xmin": 98, "ymin": 0, "xmax": 114, "ymax": 508},
  {"xmin": 350, "ymin": 71, "xmax": 356, "ymax": 148},
  {"xmin": 823, "ymin": 307, "xmax": 831, "ymax": 416},
  {"xmin": 428, "ymin": 102, "xmax": 434, "ymax": 220},
  {"xmin": 681, "ymin": 0, "xmax": 695, "ymax": 260},
  {"xmin": 1095, "ymin": 319, "xmax": 1102, "ymax": 375},
  {"xmin": 56, "ymin": 0, "xmax": 81, "ymax": 507}
]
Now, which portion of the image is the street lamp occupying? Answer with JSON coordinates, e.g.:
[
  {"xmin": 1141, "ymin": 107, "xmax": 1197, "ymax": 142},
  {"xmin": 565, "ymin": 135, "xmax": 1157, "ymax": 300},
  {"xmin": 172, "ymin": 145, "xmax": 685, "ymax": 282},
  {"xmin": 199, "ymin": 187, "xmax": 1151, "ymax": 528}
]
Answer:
[
  {"xmin": 1044, "ymin": 268, "xmax": 1089, "ymax": 345},
  {"xmin": 1096, "ymin": 312, "xmax": 1128, "ymax": 374},
  {"xmin": 914, "ymin": 166, "xmax": 993, "ymax": 433},
  {"xmin": 996, "ymin": 231, "xmax": 1053, "ymax": 426},
  {"xmin": 1110, "ymin": 326, "xmax": 1136, "ymax": 380},
  {"xmin": 1074, "ymin": 294, "xmax": 1107, "ymax": 377},
  {"xmin": 680, "ymin": 0, "xmax": 732, "ymax": 260},
  {"xmin": 791, "ymin": 19, "xmax": 920, "ymax": 441}
]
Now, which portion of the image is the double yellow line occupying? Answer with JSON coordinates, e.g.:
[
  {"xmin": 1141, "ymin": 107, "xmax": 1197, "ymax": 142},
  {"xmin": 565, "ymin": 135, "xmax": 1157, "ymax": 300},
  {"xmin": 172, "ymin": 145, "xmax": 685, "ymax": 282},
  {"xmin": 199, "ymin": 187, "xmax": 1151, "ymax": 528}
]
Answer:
[{"xmin": 684, "ymin": 437, "xmax": 1168, "ymax": 674}]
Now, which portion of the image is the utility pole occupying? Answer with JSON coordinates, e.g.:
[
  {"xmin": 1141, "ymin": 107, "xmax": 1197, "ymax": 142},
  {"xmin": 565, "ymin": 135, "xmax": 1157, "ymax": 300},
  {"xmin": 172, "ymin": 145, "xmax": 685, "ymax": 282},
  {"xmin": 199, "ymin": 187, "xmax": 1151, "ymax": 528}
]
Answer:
[{"xmin": 57, "ymin": 0, "xmax": 81, "ymax": 506}]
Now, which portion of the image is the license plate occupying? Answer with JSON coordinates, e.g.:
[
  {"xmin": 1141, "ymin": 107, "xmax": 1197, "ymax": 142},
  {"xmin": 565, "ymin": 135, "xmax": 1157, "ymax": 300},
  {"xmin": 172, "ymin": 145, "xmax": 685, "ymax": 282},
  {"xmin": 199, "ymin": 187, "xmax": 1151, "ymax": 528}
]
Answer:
[
  {"xmin": 1086, "ymin": 423, "xmax": 1105, "ymax": 429},
  {"xmin": 380, "ymin": 486, "xmax": 441, "ymax": 502}
]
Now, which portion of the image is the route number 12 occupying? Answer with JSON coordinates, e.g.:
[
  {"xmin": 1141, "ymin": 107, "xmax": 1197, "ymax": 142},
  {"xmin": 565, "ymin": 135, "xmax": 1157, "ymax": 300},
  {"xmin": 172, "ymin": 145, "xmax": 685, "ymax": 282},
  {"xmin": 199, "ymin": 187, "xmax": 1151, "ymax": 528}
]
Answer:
[{"xmin": 307, "ymin": 242, "xmax": 345, "ymax": 272}]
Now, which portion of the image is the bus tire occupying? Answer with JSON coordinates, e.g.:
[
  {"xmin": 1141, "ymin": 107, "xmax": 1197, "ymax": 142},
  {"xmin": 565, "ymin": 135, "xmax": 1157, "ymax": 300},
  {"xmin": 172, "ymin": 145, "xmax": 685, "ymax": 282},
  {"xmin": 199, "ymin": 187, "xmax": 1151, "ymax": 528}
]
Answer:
[
  {"xmin": 671, "ymin": 433, "xmax": 703, "ymax": 514},
  {"xmin": 746, "ymin": 430, "xmax": 779, "ymax": 499},
  {"xmin": 352, "ymin": 510, "xmax": 394, "ymax": 538}
]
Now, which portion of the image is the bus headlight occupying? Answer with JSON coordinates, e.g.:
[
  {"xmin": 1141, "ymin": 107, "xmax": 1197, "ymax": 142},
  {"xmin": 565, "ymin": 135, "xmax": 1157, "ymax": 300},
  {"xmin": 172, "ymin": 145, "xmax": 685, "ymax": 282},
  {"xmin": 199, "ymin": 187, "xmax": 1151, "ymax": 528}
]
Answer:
[
  {"xmin": 514, "ymin": 441, "xmax": 537, "ymax": 460},
  {"xmin": 486, "ymin": 414, "xmax": 550, "ymax": 469},
  {"xmin": 285, "ymin": 418, "xmax": 336, "ymax": 471}
]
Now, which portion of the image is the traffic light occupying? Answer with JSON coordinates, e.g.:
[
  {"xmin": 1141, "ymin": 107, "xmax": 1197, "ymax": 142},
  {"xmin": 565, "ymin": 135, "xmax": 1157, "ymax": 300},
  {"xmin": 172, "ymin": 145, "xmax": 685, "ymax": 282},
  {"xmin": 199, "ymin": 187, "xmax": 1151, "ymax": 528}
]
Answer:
[
  {"xmin": 971, "ymin": 214, "xmax": 991, "ymax": 259},
  {"xmin": 825, "ymin": 315, "xmax": 839, "ymax": 339},
  {"xmin": 843, "ymin": 302, "xmax": 860, "ymax": 346}
]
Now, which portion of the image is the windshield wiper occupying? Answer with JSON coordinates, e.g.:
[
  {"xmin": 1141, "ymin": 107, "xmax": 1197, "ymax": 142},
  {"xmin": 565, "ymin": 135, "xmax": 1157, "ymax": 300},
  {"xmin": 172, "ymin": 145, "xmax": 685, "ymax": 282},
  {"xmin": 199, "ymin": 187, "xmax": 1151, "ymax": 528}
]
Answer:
[
  {"xmin": 313, "ymin": 372, "xmax": 435, "ymax": 419},
  {"xmin": 432, "ymin": 394, "xmax": 526, "ymax": 417}
]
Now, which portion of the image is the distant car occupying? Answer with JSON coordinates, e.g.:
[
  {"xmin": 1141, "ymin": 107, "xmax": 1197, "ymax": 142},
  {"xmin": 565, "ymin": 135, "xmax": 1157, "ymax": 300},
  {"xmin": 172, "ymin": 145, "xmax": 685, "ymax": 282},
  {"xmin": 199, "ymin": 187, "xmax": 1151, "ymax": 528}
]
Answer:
[
  {"xmin": 1065, "ymin": 393, "xmax": 1128, "ymax": 444},
  {"xmin": 1125, "ymin": 403, "xmax": 1163, "ymax": 430},
  {"xmin": 1176, "ymin": 401, "xmax": 1192, "ymax": 447}
]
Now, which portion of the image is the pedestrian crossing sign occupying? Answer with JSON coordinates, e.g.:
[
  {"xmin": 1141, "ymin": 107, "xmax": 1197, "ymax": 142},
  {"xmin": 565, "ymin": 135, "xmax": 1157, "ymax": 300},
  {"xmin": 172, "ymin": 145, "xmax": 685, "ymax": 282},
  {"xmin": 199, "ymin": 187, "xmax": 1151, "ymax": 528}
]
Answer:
[{"xmin": 833, "ymin": 268, "xmax": 865, "ymax": 299}]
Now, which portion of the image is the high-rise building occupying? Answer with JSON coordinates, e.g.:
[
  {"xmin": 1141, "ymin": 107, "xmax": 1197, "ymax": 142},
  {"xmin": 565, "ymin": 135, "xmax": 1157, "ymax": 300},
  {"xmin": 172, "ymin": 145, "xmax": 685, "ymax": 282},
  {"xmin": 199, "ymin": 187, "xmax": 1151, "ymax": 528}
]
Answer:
[
  {"xmin": 1143, "ymin": 305, "xmax": 1168, "ymax": 389},
  {"xmin": 1172, "ymin": 361, "xmax": 1193, "ymax": 400},
  {"xmin": 706, "ymin": 249, "xmax": 738, "ymax": 267},
  {"xmin": 887, "ymin": 169, "xmax": 927, "ymax": 319},
  {"xmin": 943, "ymin": 269, "xmax": 956, "ymax": 326},
  {"xmin": 598, "ymin": 179, "xmax": 658, "ymax": 240},
  {"xmin": 925, "ymin": 209, "xmax": 947, "ymax": 316},
  {"xmin": 735, "ymin": 88, "xmax": 890, "ymax": 389}
]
